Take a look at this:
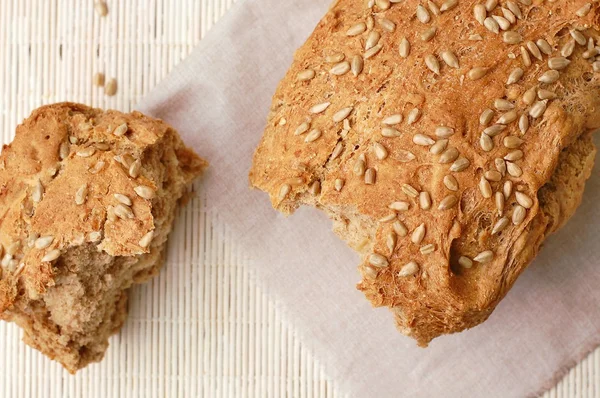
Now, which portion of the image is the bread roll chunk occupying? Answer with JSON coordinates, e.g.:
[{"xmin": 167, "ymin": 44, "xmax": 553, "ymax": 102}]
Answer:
[
  {"xmin": 0, "ymin": 103, "xmax": 206, "ymax": 372},
  {"xmin": 250, "ymin": 1, "xmax": 600, "ymax": 345}
]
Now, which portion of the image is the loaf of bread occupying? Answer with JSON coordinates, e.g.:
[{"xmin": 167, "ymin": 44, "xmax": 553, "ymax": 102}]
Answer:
[
  {"xmin": 0, "ymin": 103, "xmax": 206, "ymax": 372},
  {"xmin": 250, "ymin": 1, "xmax": 600, "ymax": 345}
]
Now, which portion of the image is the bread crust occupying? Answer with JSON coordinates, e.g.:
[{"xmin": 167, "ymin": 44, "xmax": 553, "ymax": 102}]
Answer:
[
  {"xmin": 0, "ymin": 102, "xmax": 206, "ymax": 372},
  {"xmin": 250, "ymin": 1, "xmax": 600, "ymax": 344}
]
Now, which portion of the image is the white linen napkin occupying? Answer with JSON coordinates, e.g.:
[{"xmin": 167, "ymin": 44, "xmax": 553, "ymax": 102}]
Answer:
[{"xmin": 137, "ymin": 0, "xmax": 600, "ymax": 396}]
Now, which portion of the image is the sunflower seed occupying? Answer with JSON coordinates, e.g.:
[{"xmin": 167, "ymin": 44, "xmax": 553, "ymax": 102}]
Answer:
[
  {"xmin": 389, "ymin": 201, "xmax": 410, "ymax": 212},
  {"xmin": 379, "ymin": 18, "xmax": 396, "ymax": 32},
  {"xmin": 435, "ymin": 126, "xmax": 455, "ymax": 138},
  {"xmin": 115, "ymin": 203, "xmax": 135, "ymax": 220},
  {"xmin": 536, "ymin": 39, "xmax": 552, "ymax": 55},
  {"xmin": 333, "ymin": 107, "xmax": 353, "ymax": 123},
  {"xmin": 420, "ymin": 244, "xmax": 435, "ymax": 255},
  {"xmin": 334, "ymin": 179, "xmax": 345, "ymax": 192},
  {"xmin": 417, "ymin": 5, "xmax": 431, "ymax": 23},
  {"xmin": 31, "ymin": 179, "xmax": 44, "ymax": 203},
  {"xmin": 399, "ymin": 37, "xmax": 411, "ymax": 58},
  {"xmin": 294, "ymin": 122, "xmax": 310, "ymax": 136},
  {"xmin": 496, "ymin": 158, "xmax": 507, "ymax": 176},
  {"xmin": 439, "ymin": 147, "xmax": 459, "ymax": 164},
  {"xmin": 515, "ymin": 191, "xmax": 533, "ymax": 208},
  {"xmin": 393, "ymin": 220, "xmax": 408, "ymax": 237},
  {"xmin": 495, "ymin": 98, "xmax": 515, "ymax": 111},
  {"xmin": 537, "ymin": 89, "xmax": 557, "ymax": 100},
  {"xmin": 485, "ymin": 0, "xmax": 498, "ymax": 11},
  {"xmin": 571, "ymin": 30, "xmax": 587, "ymax": 46},
  {"xmin": 497, "ymin": 110, "xmax": 517, "ymax": 124},
  {"xmin": 506, "ymin": 161, "xmax": 523, "ymax": 177},
  {"xmin": 443, "ymin": 175, "xmax": 459, "ymax": 191},
  {"xmin": 399, "ymin": 261, "xmax": 419, "ymax": 277},
  {"xmin": 419, "ymin": 191, "xmax": 432, "ymax": 210},
  {"xmin": 512, "ymin": 205, "xmax": 527, "ymax": 225},
  {"xmin": 504, "ymin": 136, "xmax": 524, "ymax": 149},
  {"xmin": 114, "ymin": 193, "xmax": 132, "ymax": 206},
  {"xmin": 305, "ymin": 129, "xmax": 322, "ymax": 143},
  {"xmin": 411, "ymin": 223, "xmax": 426, "ymax": 244},
  {"xmin": 548, "ymin": 56, "xmax": 571, "ymax": 70},
  {"xmin": 496, "ymin": 191, "xmax": 505, "ymax": 215},
  {"xmin": 1, "ymin": 254, "xmax": 12, "ymax": 267},
  {"xmin": 474, "ymin": 4, "xmax": 487, "ymax": 25},
  {"xmin": 491, "ymin": 216, "xmax": 510, "ymax": 234},
  {"xmin": 529, "ymin": 100, "xmax": 547, "ymax": 118},
  {"xmin": 439, "ymin": 195, "xmax": 458, "ymax": 210},
  {"xmin": 347, "ymin": 22, "xmax": 367, "ymax": 36},
  {"xmin": 483, "ymin": 124, "xmax": 506, "ymax": 137},
  {"xmin": 468, "ymin": 67, "xmax": 488, "ymax": 80},
  {"xmin": 93, "ymin": 72, "xmax": 105, "ymax": 87},
  {"xmin": 42, "ymin": 249, "xmax": 61, "ymax": 262},
  {"xmin": 484, "ymin": 17, "xmax": 500, "ymax": 34},
  {"xmin": 485, "ymin": 170, "xmax": 502, "ymax": 182},
  {"xmin": 111, "ymin": 123, "xmax": 128, "ymax": 137},
  {"xmin": 104, "ymin": 78, "xmax": 117, "ymax": 96},
  {"xmin": 441, "ymin": 50, "xmax": 459, "ymax": 68},
  {"xmin": 421, "ymin": 26, "xmax": 437, "ymax": 41},
  {"xmin": 310, "ymin": 102, "xmax": 330, "ymax": 114},
  {"xmin": 494, "ymin": 16, "xmax": 512, "ymax": 31},
  {"xmin": 506, "ymin": 1, "xmax": 522, "ymax": 18},
  {"xmin": 425, "ymin": 55, "xmax": 440, "ymax": 74},
  {"xmin": 94, "ymin": 1, "xmax": 108, "ymax": 16},
  {"xmin": 370, "ymin": 142, "xmax": 387, "ymax": 161},
  {"xmin": 413, "ymin": 134, "xmax": 435, "ymax": 146},
  {"xmin": 375, "ymin": 0, "xmax": 391, "ymax": 10},
  {"xmin": 504, "ymin": 150, "xmax": 523, "ymax": 161},
  {"xmin": 430, "ymin": 138, "xmax": 448, "ymax": 154},
  {"xmin": 450, "ymin": 157, "xmax": 470, "ymax": 172},
  {"xmin": 354, "ymin": 158, "xmax": 366, "ymax": 176},
  {"xmin": 427, "ymin": 0, "xmax": 440, "ymax": 14},
  {"xmin": 383, "ymin": 114, "xmax": 403, "ymax": 125},
  {"xmin": 583, "ymin": 48, "xmax": 599, "ymax": 58},
  {"xmin": 90, "ymin": 160, "xmax": 106, "ymax": 174},
  {"xmin": 526, "ymin": 41, "xmax": 543, "ymax": 60},
  {"xmin": 366, "ymin": 14, "xmax": 374, "ymax": 29},
  {"xmin": 576, "ymin": 3, "xmax": 592, "ymax": 17},
  {"xmin": 507, "ymin": 67, "xmax": 524, "ymax": 84},
  {"xmin": 134, "ymin": 230, "xmax": 154, "ymax": 249},
  {"xmin": 402, "ymin": 184, "xmax": 419, "ymax": 198},
  {"xmin": 34, "ymin": 236, "xmax": 54, "ymax": 249},
  {"xmin": 382, "ymin": 127, "xmax": 402, "ymax": 137},
  {"xmin": 364, "ymin": 44, "xmax": 383, "ymax": 59},
  {"xmin": 479, "ymin": 177, "xmax": 493, "ymax": 198},
  {"xmin": 75, "ymin": 184, "xmax": 88, "ymax": 205},
  {"xmin": 503, "ymin": 181, "xmax": 513, "ymax": 200},
  {"xmin": 380, "ymin": 213, "xmax": 397, "ymax": 223},
  {"xmin": 325, "ymin": 53, "xmax": 345, "ymax": 63},
  {"xmin": 330, "ymin": 61, "xmax": 350, "ymax": 76},
  {"xmin": 351, "ymin": 55, "xmax": 364, "ymax": 76},
  {"xmin": 397, "ymin": 150, "xmax": 416, "ymax": 162},
  {"xmin": 480, "ymin": 134, "xmax": 494, "ymax": 152},
  {"xmin": 129, "ymin": 159, "xmax": 142, "ymax": 178},
  {"xmin": 297, "ymin": 69, "xmax": 315, "ymax": 81},
  {"xmin": 561, "ymin": 40, "xmax": 576, "ymax": 57},
  {"xmin": 522, "ymin": 86, "xmax": 537, "ymax": 105},
  {"xmin": 278, "ymin": 184, "xmax": 291, "ymax": 200},
  {"xmin": 440, "ymin": 0, "xmax": 458, "ymax": 12},
  {"xmin": 480, "ymin": 109, "xmax": 494, "ymax": 126},
  {"xmin": 474, "ymin": 250, "xmax": 494, "ymax": 263},
  {"xmin": 76, "ymin": 147, "xmax": 96, "ymax": 157},
  {"xmin": 365, "ymin": 168, "xmax": 376, "ymax": 184},
  {"xmin": 407, "ymin": 108, "xmax": 421, "ymax": 124},
  {"xmin": 521, "ymin": 46, "xmax": 532, "ymax": 67},
  {"xmin": 59, "ymin": 141, "xmax": 70, "ymax": 160},
  {"xmin": 458, "ymin": 256, "xmax": 473, "ymax": 268},
  {"xmin": 369, "ymin": 253, "xmax": 389, "ymax": 267},
  {"xmin": 518, "ymin": 114, "xmax": 529, "ymax": 134},
  {"xmin": 502, "ymin": 7, "xmax": 516, "ymax": 24},
  {"xmin": 365, "ymin": 31, "xmax": 381, "ymax": 51}
]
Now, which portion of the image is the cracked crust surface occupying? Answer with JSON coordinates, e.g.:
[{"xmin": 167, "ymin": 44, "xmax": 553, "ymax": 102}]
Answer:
[
  {"xmin": 250, "ymin": 1, "xmax": 600, "ymax": 345},
  {"xmin": 0, "ymin": 102, "xmax": 207, "ymax": 372}
]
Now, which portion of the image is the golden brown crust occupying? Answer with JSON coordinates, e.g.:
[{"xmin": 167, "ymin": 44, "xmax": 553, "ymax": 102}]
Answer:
[
  {"xmin": 0, "ymin": 102, "xmax": 207, "ymax": 372},
  {"xmin": 250, "ymin": 1, "xmax": 600, "ymax": 344}
]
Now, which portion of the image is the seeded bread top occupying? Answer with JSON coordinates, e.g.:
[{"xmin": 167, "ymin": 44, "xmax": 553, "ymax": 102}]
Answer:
[
  {"xmin": 250, "ymin": 1, "xmax": 600, "ymax": 344},
  {"xmin": 0, "ymin": 102, "xmax": 206, "ymax": 311}
]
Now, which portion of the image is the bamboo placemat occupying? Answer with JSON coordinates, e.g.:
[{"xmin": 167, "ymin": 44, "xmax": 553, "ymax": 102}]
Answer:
[{"xmin": 0, "ymin": 1, "xmax": 597, "ymax": 397}]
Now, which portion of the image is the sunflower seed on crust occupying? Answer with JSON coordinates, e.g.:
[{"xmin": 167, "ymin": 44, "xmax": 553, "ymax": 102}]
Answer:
[{"xmin": 398, "ymin": 261, "xmax": 420, "ymax": 277}]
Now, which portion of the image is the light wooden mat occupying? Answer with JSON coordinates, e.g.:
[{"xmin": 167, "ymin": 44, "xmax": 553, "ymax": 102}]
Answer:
[{"xmin": 0, "ymin": 1, "xmax": 597, "ymax": 397}]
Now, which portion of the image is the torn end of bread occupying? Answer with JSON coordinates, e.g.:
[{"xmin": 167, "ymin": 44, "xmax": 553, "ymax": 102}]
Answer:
[
  {"xmin": 250, "ymin": 1, "xmax": 600, "ymax": 345},
  {"xmin": 0, "ymin": 102, "xmax": 207, "ymax": 372}
]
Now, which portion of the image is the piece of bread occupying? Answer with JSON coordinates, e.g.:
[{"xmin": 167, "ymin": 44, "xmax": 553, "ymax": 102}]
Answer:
[
  {"xmin": 0, "ymin": 103, "xmax": 206, "ymax": 372},
  {"xmin": 250, "ymin": 1, "xmax": 600, "ymax": 345}
]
